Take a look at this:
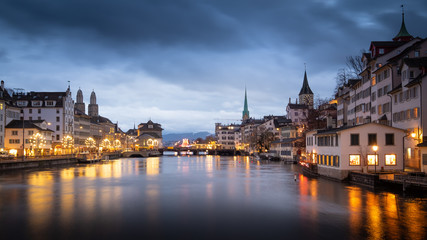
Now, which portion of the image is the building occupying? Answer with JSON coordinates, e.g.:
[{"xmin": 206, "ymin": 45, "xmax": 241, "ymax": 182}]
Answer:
[
  {"xmin": 215, "ymin": 123, "xmax": 240, "ymax": 150},
  {"xmin": 305, "ymin": 123, "xmax": 405, "ymax": 180},
  {"xmin": 5, "ymin": 120, "xmax": 53, "ymax": 157},
  {"xmin": 286, "ymin": 70, "xmax": 314, "ymax": 125},
  {"xmin": 13, "ymin": 87, "xmax": 74, "ymax": 154},
  {"xmin": 137, "ymin": 120, "xmax": 163, "ymax": 149}
]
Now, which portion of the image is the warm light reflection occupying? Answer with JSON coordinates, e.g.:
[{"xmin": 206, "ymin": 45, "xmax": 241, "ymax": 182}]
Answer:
[
  {"xmin": 146, "ymin": 158, "xmax": 160, "ymax": 176},
  {"xmin": 28, "ymin": 172, "xmax": 54, "ymax": 237}
]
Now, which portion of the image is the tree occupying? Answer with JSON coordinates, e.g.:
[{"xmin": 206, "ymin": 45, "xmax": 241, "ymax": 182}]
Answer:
[
  {"xmin": 333, "ymin": 50, "xmax": 366, "ymax": 96},
  {"xmin": 249, "ymin": 127, "xmax": 275, "ymax": 153}
]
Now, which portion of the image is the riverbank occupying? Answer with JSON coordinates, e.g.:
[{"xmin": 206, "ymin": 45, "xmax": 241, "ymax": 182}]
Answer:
[{"xmin": 0, "ymin": 152, "xmax": 122, "ymax": 171}]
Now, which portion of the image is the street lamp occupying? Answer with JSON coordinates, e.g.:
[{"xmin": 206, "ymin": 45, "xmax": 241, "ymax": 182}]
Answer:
[{"xmin": 372, "ymin": 145, "xmax": 378, "ymax": 173}]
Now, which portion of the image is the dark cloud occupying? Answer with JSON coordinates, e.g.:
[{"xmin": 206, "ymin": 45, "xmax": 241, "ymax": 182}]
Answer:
[{"xmin": 0, "ymin": 0, "xmax": 426, "ymax": 132}]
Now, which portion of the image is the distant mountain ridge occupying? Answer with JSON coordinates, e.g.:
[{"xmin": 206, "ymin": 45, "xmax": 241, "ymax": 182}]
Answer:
[{"xmin": 163, "ymin": 132, "xmax": 212, "ymax": 143}]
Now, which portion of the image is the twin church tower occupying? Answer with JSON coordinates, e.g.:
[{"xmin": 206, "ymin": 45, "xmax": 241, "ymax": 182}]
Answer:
[
  {"xmin": 242, "ymin": 69, "xmax": 313, "ymax": 120},
  {"xmin": 75, "ymin": 89, "xmax": 99, "ymax": 116}
]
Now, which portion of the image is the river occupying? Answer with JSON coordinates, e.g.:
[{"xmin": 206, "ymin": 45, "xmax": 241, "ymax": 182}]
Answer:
[{"xmin": 0, "ymin": 156, "xmax": 426, "ymax": 239}]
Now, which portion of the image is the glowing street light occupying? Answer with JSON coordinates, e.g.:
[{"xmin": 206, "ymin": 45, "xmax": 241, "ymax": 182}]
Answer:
[{"xmin": 372, "ymin": 145, "xmax": 378, "ymax": 173}]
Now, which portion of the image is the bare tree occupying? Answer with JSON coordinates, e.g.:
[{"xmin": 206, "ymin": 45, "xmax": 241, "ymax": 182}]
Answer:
[
  {"xmin": 249, "ymin": 127, "xmax": 275, "ymax": 153},
  {"xmin": 346, "ymin": 54, "xmax": 365, "ymax": 77},
  {"xmin": 333, "ymin": 50, "xmax": 366, "ymax": 96}
]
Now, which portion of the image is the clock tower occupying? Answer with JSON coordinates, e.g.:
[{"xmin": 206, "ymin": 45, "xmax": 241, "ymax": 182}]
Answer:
[{"xmin": 298, "ymin": 70, "xmax": 314, "ymax": 108}]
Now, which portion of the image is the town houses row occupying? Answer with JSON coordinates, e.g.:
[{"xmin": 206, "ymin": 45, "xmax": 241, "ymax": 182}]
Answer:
[
  {"xmin": 215, "ymin": 10, "xmax": 427, "ymax": 179},
  {"xmin": 0, "ymin": 82, "xmax": 163, "ymax": 157}
]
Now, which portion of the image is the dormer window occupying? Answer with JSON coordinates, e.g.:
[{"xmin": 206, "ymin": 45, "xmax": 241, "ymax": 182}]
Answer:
[
  {"xmin": 17, "ymin": 101, "xmax": 28, "ymax": 107},
  {"xmin": 379, "ymin": 49, "xmax": 384, "ymax": 54},
  {"xmin": 46, "ymin": 101, "xmax": 55, "ymax": 106},
  {"xmin": 148, "ymin": 125, "xmax": 153, "ymax": 129},
  {"xmin": 32, "ymin": 101, "xmax": 42, "ymax": 106}
]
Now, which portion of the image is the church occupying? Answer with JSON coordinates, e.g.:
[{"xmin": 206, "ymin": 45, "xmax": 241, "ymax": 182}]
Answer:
[{"xmin": 286, "ymin": 69, "xmax": 314, "ymax": 126}]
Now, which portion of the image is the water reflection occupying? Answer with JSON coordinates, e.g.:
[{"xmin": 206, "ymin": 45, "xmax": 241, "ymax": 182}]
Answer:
[
  {"xmin": 0, "ymin": 157, "xmax": 426, "ymax": 239},
  {"xmin": 297, "ymin": 174, "xmax": 427, "ymax": 240}
]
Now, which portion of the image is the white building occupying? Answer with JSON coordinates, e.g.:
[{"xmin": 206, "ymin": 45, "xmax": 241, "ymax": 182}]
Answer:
[
  {"xmin": 305, "ymin": 123, "xmax": 405, "ymax": 180},
  {"xmin": 215, "ymin": 123, "xmax": 240, "ymax": 150},
  {"xmin": 13, "ymin": 87, "xmax": 74, "ymax": 154}
]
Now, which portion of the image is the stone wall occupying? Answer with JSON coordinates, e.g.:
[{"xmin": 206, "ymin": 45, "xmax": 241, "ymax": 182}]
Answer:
[
  {"xmin": 349, "ymin": 171, "xmax": 379, "ymax": 188},
  {"xmin": 318, "ymin": 166, "xmax": 349, "ymax": 180}
]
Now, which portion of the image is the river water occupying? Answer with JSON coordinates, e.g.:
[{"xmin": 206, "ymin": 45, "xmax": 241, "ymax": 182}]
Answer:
[{"xmin": 0, "ymin": 156, "xmax": 426, "ymax": 240}]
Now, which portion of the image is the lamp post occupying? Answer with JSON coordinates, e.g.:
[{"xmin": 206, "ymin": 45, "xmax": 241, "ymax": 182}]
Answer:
[{"xmin": 372, "ymin": 145, "xmax": 378, "ymax": 173}]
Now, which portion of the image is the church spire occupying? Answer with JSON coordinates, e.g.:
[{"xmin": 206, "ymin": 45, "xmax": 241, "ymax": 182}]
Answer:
[
  {"xmin": 299, "ymin": 70, "xmax": 313, "ymax": 95},
  {"xmin": 242, "ymin": 87, "xmax": 250, "ymax": 121},
  {"xmin": 393, "ymin": 5, "xmax": 413, "ymax": 42}
]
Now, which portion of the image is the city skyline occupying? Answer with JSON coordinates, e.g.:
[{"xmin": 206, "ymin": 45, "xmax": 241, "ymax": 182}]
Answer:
[{"xmin": 1, "ymin": 1, "xmax": 427, "ymax": 133}]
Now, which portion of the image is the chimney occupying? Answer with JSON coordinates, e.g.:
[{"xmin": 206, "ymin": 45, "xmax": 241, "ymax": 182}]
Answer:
[
  {"xmin": 1, "ymin": 80, "xmax": 4, "ymax": 91},
  {"xmin": 289, "ymin": 97, "xmax": 291, "ymax": 104}
]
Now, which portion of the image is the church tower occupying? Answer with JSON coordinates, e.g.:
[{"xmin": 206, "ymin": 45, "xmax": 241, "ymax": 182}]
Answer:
[
  {"xmin": 242, "ymin": 87, "xmax": 250, "ymax": 121},
  {"xmin": 298, "ymin": 69, "xmax": 314, "ymax": 108},
  {"xmin": 75, "ymin": 88, "xmax": 85, "ymax": 113},
  {"xmin": 88, "ymin": 90, "xmax": 99, "ymax": 117},
  {"xmin": 393, "ymin": 5, "xmax": 414, "ymax": 42}
]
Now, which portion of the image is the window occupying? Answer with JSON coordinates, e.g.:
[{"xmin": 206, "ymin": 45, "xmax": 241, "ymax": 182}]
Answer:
[
  {"xmin": 414, "ymin": 108, "xmax": 419, "ymax": 118},
  {"xmin": 56, "ymin": 135, "xmax": 60, "ymax": 141},
  {"xmin": 29, "ymin": 109, "xmax": 33, "ymax": 114},
  {"xmin": 46, "ymin": 101, "xmax": 54, "ymax": 106},
  {"xmin": 367, "ymin": 155, "xmax": 378, "ymax": 165},
  {"xmin": 350, "ymin": 134, "xmax": 359, "ymax": 146},
  {"xmin": 350, "ymin": 155, "xmax": 361, "ymax": 166},
  {"xmin": 9, "ymin": 139, "xmax": 20, "ymax": 144},
  {"xmin": 378, "ymin": 105, "xmax": 382, "ymax": 115},
  {"xmin": 368, "ymin": 134, "xmax": 377, "ymax": 145},
  {"xmin": 385, "ymin": 154, "xmax": 396, "ymax": 165},
  {"xmin": 12, "ymin": 130, "xmax": 18, "ymax": 135},
  {"xmin": 56, "ymin": 110, "xmax": 60, "ymax": 114},
  {"xmin": 379, "ymin": 48, "xmax": 384, "ymax": 54},
  {"xmin": 386, "ymin": 134, "xmax": 394, "ymax": 145},
  {"xmin": 38, "ymin": 109, "xmax": 41, "ymax": 114},
  {"xmin": 56, "ymin": 116, "xmax": 60, "ymax": 122},
  {"xmin": 415, "ymin": 50, "xmax": 420, "ymax": 57},
  {"xmin": 56, "ymin": 125, "xmax": 60, "ymax": 131},
  {"xmin": 28, "ymin": 130, "xmax": 34, "ymax": 135}
]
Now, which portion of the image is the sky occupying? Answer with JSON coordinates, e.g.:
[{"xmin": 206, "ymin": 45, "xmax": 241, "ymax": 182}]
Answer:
[{"xmin": 1, "ymin": 0, "xmax": 426, "ymax": 133}]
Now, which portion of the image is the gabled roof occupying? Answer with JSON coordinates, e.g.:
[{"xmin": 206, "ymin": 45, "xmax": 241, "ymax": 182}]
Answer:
[
  {"xmin": 314, "ymin": 122, "xmax": 404, "ymax": 136},
  {"xmin": 403, "ymin": 57, "xmax": 427, "ymax": 68},
  {"xmin": 13, "ymin": 91, "xmax": 67, "ymax": 107},
  {"xmin": 389, "ymin": 84, "xmax": 402, "ymax": 95},
  {"xmin": 6, "ymin": 120, "xmax": 53, "ymax": 132},
  {"xmin": 91, "ymin": 115, "xmax": 113, "ymax": 124},
  {"xmin": 405, "ymin": 73, "xmax": 427, "ymax": 88},
  {"xmin": 139, "ymin": 120, "xmax": 163, "ymax": 131}
]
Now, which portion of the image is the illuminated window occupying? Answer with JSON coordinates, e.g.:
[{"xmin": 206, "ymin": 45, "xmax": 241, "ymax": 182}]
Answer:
[
  {"xmin": 367, "ymin": 154, "xmax": 378, "ymax": 165},
  {"xmin": 385, "ymin": 154, "xmax": 396, "ymax": 165},
  {"xmin": 349, "ymin": 155, "xmax": 361, "ymax": 166}
]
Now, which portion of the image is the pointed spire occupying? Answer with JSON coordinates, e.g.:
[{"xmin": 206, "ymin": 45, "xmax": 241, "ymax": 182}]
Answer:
[
  {"xmin": 242, "ymin": 86, "xmax": 250, "ymax": 121},
  {"xmin": 299, "ymin": 69, "xmax": 313, "ymax": 95},
  {"xmin": 393, "ymin": 5, "xmax": 413, "ymax": 42}
]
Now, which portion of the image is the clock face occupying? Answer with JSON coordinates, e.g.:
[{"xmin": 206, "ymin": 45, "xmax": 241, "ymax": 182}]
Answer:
[{"xmin": 304, "ymin": 95, "xmax": 311, "ymax": 103}]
